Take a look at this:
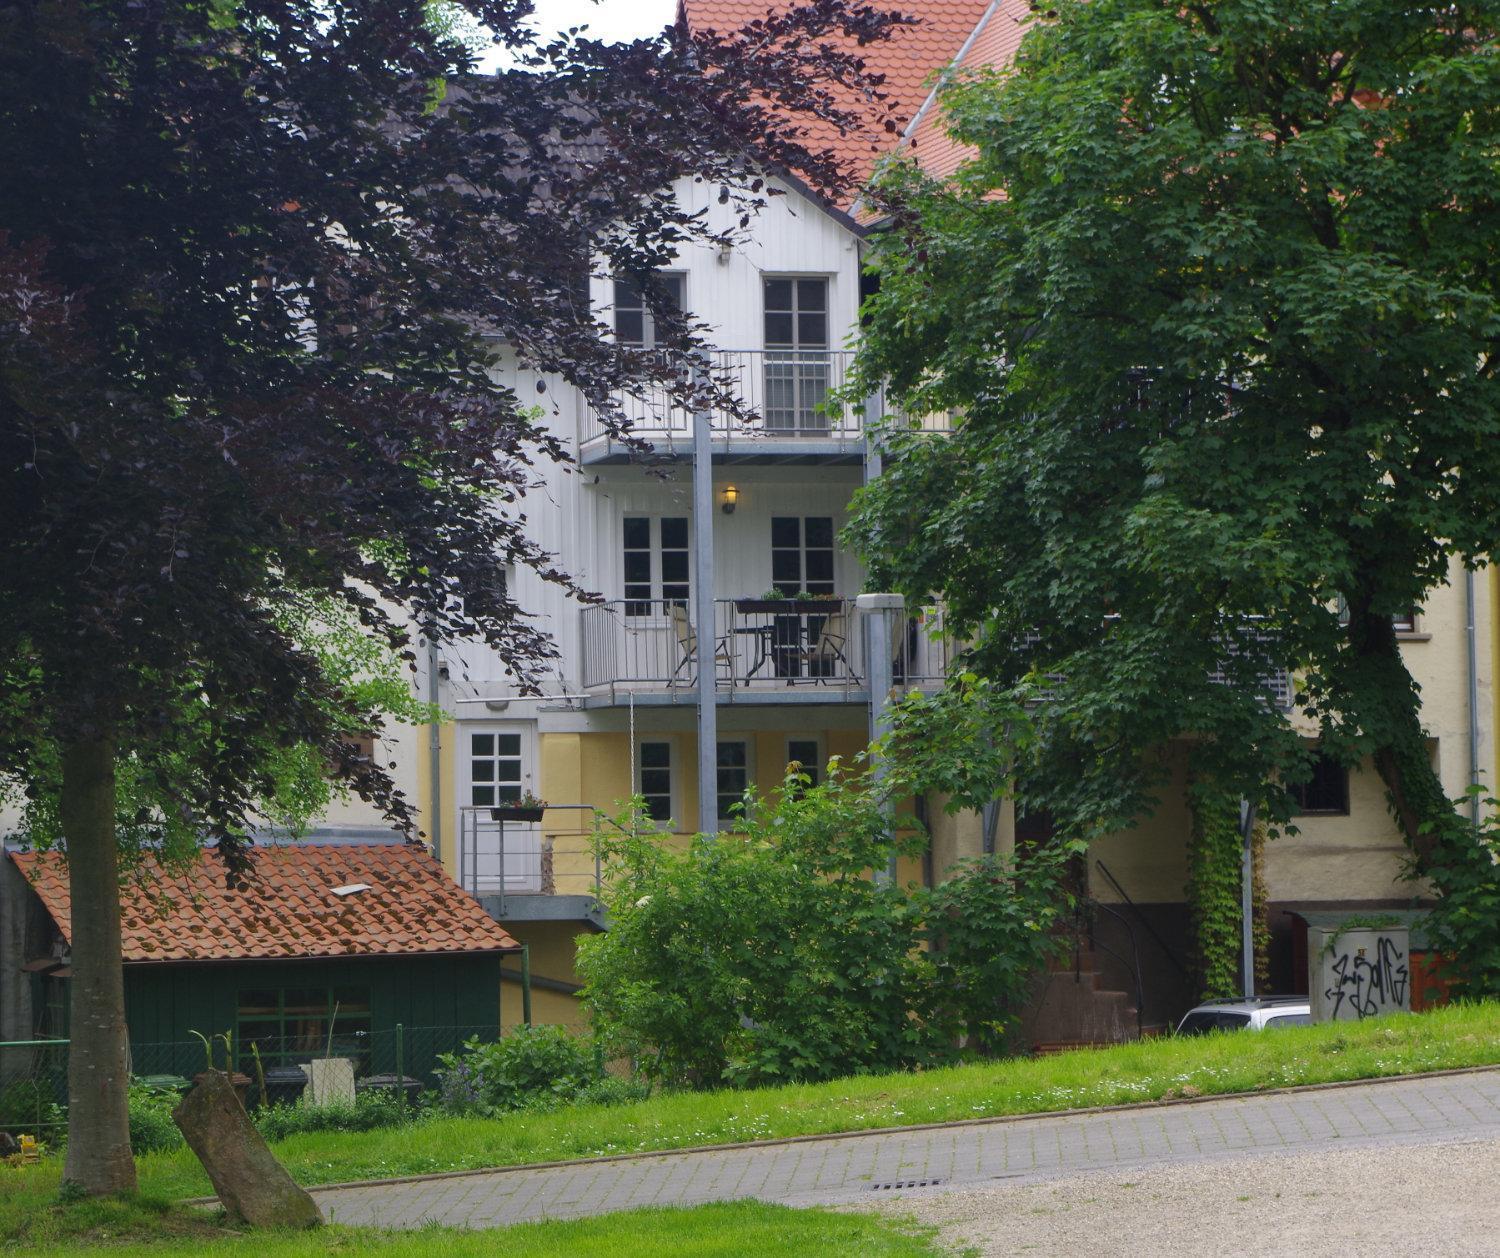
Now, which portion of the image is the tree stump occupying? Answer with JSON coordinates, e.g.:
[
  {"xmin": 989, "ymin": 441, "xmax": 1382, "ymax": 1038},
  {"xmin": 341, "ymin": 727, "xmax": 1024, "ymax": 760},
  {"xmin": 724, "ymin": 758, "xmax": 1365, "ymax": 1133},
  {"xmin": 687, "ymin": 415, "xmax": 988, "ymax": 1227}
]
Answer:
[{"xmin": 173, "ymin": 1069, "xmax": 322, "ymax": 1229}]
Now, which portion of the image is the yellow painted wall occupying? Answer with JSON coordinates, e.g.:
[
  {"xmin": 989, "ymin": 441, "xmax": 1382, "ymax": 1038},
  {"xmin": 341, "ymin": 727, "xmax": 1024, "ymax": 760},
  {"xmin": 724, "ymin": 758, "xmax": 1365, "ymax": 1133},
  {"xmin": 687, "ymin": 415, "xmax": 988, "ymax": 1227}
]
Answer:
[
  {"xmin": 499, "ymin": 921, "xmax": 592, "ymax": 1032},
  {"xmin": 1088, "ymin": 745, "xmax": 1193, "ymax": 904}
]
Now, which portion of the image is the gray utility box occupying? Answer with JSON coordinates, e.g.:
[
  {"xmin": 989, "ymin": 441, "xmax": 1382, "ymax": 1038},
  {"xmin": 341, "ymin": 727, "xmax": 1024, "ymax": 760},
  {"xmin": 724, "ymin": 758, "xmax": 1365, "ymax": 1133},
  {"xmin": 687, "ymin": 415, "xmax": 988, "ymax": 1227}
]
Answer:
[{"xmin": 1308, "ymin": 923, "xmax": 1411, "ymax": 1022}]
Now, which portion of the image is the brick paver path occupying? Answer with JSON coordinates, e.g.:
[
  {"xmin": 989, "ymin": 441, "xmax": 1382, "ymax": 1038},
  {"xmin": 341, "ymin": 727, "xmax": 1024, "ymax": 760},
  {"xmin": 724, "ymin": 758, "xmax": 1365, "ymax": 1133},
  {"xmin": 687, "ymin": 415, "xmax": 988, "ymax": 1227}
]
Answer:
[{"xmin": 313, "ymin": 1068, "xmax": 1500, "ymax": 1228}]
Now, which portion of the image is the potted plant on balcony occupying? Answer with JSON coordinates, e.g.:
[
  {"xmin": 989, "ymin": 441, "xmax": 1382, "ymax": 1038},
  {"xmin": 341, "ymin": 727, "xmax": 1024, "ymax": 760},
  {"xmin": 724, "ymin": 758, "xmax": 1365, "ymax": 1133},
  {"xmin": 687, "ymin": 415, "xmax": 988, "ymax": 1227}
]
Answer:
[
  {"xmin": 736, "ymin": 588, "xmax": 843, "ymax": 614},
  {"xmin": 490, "ymin": 790, "xmax": 547, "ymax": 823}
]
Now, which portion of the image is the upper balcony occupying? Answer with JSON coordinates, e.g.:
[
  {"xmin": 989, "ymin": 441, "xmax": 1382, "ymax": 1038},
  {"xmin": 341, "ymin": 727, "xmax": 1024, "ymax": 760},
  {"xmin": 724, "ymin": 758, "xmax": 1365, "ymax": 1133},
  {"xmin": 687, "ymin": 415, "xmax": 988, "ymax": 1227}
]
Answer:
[
  {"xmin": 579, "ymin": 350, "xmax": 948, "ymax": 465},
  {"xmin": 578, "ymin": 596, "xmax": 954, "ymax": 707}
]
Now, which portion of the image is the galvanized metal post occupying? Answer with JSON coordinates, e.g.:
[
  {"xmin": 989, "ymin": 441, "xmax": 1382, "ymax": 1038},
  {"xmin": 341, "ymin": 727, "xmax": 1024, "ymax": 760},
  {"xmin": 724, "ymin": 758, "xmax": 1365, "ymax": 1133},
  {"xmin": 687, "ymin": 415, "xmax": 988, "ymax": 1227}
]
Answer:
[
  {"xmin": 1240, "ymin": 797, "xmax": 1257, "ymax": 997},
  {"xmin": 863, "ymin": 389, "xmax": 883, "ymax": 486},
  {"xmin": 394, "ymin": 1022, "xmax": 405, "ymax": 1120},
  {"xmin": 692, "ymin": 358, "xmax": 719, "ymax": 836},
  {"xmin": 521, "ymin": 942, "xmax": 533, "ymax": 1028},
  {"xmin": 426, "ymin": 633, "xmax": 443, "ymax": 863},
  {"xmin": 858, "ymin": 592, "xmax": 905, "ymax": 884}
]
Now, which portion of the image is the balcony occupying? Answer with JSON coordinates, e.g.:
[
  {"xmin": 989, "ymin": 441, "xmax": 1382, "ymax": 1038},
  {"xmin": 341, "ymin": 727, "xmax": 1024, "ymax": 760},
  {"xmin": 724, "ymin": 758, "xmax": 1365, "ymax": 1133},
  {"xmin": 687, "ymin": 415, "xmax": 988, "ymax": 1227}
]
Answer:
[
  {"xmin": 579, "ymin": 350, "xmax": 949, "ymax": 464},
  {"xmin": 458, "ymin": 805, "xmax": 606, "ymax": 927},
  {"xmin": 579, "ymin": 597, "xmax": 954, "ymax": 706}
]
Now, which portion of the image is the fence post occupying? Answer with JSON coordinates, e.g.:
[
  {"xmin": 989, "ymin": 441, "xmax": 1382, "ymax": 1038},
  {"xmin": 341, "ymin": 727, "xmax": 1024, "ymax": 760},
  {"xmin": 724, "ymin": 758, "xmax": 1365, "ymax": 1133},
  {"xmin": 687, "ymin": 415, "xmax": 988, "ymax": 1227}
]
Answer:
[
  {"xmin": 521, "ymin": 943, "xmax": 533, "ymax": 1028},
  {"xmin": 394, "ymin": 1023, "xmax": 405, "ymax": 1122}
]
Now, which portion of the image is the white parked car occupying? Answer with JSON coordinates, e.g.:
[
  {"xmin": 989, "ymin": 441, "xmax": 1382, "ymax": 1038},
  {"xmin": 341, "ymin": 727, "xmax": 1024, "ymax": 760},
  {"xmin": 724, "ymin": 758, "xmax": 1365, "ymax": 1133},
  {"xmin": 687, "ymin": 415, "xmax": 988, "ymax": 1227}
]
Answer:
[{"xmin": 1175, "ymin": 996, "xmax": 1313, "ymax": 1035}]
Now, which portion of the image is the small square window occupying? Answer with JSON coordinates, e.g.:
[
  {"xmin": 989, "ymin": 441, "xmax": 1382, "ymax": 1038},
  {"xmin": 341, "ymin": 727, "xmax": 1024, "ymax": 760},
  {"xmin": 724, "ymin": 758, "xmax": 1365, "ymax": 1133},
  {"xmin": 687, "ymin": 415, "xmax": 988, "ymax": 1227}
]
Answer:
[
  {"xmin": 787, "ymin": 739, "xmax": 822, "ymax": 788},
  {"xmin": 1291, "ymin": 752, "xmax": 1349, "ymax": 815}
]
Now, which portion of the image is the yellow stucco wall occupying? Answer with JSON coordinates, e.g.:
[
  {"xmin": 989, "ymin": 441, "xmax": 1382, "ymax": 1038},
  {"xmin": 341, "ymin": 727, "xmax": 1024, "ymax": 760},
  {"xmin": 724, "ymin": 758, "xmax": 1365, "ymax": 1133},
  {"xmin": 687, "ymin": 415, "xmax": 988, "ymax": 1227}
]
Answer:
[
  {"xmin": 1084, "ymin": 556, "xmax": 1494, "ymax": 906},
  {"xmin": 499, "ymin": 921, "xmax": 592, "ymax": 1032}
]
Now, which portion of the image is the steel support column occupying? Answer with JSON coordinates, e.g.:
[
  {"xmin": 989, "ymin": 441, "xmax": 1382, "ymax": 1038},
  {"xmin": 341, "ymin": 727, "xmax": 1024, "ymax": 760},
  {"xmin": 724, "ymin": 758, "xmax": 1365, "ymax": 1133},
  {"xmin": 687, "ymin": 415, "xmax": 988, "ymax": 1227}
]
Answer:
[
  {"xmin": 692, "ymin": 361, "xmax": 719, "ymax": 835},
  {"xmin": 859, "ymin": 592, "xmax": 905, "ymax": 883}
]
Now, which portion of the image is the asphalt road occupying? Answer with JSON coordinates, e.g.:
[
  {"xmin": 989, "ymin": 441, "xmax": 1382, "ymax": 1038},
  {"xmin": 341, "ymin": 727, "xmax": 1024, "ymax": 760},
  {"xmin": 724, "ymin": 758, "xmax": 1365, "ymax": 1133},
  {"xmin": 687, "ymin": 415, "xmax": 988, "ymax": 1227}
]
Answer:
[{"xmin": 884, "ymin": 1134, "xmax": 1500, "ymax": 1257}]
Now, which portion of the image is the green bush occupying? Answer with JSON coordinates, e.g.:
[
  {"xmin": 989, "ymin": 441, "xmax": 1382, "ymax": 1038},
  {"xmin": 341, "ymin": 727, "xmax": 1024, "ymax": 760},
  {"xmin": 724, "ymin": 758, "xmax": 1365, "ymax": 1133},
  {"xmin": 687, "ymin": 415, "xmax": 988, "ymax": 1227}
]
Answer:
[
  {"xmin": 128, "ymin": 1081, "xmax": 183, "ymax": 1154},
  {"xmin": 435, "ymin": 1024, "xmax": 599, "ymax": 1116},
  {"xmin": 255, "ymin": 1088, "xmax": 407, "ymax": 1141},
  {"xmin": 578, "ymin": 765, "xmax": 1073, "ymax": 1090}
]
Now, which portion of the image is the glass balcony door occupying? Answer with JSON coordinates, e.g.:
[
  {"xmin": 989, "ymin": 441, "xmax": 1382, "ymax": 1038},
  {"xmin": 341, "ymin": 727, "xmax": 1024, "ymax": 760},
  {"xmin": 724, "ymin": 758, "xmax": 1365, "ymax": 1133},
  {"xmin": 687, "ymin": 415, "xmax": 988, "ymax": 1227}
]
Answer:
[{"xmin": 763, "ymin": 277, "xmax": 830, "ymax": 434}]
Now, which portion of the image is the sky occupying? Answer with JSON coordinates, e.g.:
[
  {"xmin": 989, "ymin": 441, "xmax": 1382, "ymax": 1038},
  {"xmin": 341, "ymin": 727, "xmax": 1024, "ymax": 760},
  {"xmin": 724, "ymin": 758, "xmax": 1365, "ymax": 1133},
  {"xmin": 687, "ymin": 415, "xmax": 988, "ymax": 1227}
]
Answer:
[{"xmin": 479, "ymin": 0, "xmax": 680, "ymax": 71}]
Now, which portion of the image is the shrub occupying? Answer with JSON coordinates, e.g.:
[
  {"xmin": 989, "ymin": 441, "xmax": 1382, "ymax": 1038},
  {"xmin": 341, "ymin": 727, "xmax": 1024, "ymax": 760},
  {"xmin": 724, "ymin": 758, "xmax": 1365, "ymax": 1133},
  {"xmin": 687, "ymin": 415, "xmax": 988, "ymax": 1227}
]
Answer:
[
  {"xmin": 579, "ymin": 765, "xmax": 1073, "ymax": 1089},
  {"xmin": 435, "ymin": 1024, "xmax": 598, "ymax": 1116},
  {"xmin": 255, "ymin": 1088, "xmax": 407, "ymax": 1141},
  {"xmin": 128, "ymin": 1081, "xmax": 183, "ymax": 1154}
]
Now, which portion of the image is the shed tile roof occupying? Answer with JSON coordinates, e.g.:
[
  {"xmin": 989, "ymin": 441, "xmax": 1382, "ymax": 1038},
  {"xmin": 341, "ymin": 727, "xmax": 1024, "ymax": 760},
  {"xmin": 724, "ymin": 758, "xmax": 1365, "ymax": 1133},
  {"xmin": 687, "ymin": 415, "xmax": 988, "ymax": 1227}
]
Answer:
[
  {"xmin": 680, "ymin": 0, "xmax": 995, "ymax": 199},
  {"xmin": 11, "ymin": 845, "xmax": 519, "ymax": 965}
]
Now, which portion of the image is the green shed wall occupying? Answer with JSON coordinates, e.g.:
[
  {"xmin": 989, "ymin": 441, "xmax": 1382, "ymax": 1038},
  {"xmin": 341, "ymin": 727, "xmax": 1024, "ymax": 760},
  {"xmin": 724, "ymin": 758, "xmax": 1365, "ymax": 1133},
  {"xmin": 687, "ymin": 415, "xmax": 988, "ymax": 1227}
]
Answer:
[{"xmin": 123, "ymin": 953, "xmax": 502, "ymax": 1083}]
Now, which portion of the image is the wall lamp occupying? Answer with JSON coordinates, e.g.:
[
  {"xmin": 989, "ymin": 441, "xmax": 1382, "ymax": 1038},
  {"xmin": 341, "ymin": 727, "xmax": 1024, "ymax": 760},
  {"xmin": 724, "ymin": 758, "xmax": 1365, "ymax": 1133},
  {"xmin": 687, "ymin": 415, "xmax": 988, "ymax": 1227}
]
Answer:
[{"xmin": 721, "ymin": 484, "xmax": 738, "ymax": 514}]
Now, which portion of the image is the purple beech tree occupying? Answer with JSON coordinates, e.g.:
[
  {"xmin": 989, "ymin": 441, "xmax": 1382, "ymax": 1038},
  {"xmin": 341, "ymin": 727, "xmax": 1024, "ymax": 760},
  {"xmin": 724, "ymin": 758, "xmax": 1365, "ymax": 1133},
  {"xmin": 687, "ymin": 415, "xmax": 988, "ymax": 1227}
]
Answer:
[{"xmin": 0, "ymin": 0, "xmax": 908, "ymax": 1195}]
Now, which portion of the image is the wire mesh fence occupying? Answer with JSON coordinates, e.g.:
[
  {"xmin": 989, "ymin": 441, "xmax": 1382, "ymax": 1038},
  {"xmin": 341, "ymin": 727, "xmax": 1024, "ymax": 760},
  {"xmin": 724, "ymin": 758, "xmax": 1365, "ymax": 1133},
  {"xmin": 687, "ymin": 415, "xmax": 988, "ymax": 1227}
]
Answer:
[
  {"xmin": 0, "ymin": 1023, "xmax": 506, "ymax": 1130},
  {"xmin": 0, "ymin": 1040, "xmax": 67, "ymax": 1133}
]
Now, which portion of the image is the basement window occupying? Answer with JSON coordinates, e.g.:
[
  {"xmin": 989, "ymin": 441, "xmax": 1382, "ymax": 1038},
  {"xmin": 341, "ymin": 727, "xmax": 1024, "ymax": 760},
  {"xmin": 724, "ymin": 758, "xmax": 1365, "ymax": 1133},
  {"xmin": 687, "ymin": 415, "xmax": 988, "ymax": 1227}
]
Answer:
[{"xmin": 1291, "ymin": 752, "xmax": 1349, "ymax": 816}]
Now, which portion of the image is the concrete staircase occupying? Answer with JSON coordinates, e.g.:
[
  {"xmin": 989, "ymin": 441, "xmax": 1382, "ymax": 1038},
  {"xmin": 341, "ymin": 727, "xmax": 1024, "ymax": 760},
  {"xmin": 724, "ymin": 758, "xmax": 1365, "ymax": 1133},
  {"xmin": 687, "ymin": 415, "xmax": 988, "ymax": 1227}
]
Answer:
[{"xmin": 1023, "ymin": 947, "xmax": 1141, "ymax": 1052}]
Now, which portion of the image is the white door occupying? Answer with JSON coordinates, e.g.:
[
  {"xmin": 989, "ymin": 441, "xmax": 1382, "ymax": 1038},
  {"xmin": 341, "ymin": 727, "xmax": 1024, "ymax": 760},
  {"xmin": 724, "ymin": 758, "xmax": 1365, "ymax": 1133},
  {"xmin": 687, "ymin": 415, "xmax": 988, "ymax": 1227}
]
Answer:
[{"xmin": 459, "ymin": 723, "xmax": 542, "ymax": 894}]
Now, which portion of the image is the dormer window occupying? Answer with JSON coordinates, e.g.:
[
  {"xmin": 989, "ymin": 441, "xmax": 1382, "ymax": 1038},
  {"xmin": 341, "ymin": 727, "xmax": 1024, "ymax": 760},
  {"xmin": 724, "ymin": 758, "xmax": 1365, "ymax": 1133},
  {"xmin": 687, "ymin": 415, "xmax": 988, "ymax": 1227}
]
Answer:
[{"xmin": 614, "ymin": 273, "xmax": 685, "ymax": 348}]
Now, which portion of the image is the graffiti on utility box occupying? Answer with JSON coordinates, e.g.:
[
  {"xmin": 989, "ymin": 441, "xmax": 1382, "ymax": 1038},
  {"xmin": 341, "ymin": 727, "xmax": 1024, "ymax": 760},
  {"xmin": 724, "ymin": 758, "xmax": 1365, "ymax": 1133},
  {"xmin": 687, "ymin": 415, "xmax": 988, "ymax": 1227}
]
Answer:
[{"xmin": 1308, "ymin": 925, "xmax": 1411, "ymax": 1022}]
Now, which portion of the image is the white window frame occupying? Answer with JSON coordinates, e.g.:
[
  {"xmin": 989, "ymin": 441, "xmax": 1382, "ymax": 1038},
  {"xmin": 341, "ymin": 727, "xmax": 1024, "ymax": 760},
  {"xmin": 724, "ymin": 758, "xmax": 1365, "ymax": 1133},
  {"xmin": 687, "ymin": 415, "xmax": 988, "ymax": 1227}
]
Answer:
[
  {"xmin": 622, "ymin": 514, "xmax": 691, "ymax": 618},
  {"xmin": 763, "ymin": 275, "xmax": 833, "ymax": 433},
  {"xmin": 770, "ymin": 515, "xmax": 837, "ymax": 596},
  {"xmin": 635, "ymin": 736, "xmax": 678, "ymax": 830},
  {"xmin": 613, "ymin": 271, "xmax": 686, "ymax": 349},
  {"xmin": 784, "ymin": 735, "xmax": 825, "ymax": 789},
  {"xmin": 715, "ymin": 738, "xmax": 756, "ymax": 827}
]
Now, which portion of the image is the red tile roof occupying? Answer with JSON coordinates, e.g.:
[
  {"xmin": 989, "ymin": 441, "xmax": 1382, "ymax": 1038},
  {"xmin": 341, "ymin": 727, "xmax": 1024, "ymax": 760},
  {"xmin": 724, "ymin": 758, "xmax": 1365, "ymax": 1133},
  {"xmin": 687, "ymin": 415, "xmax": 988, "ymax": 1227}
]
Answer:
[
  {"xmin": 680, "ymin": 0, "xmax": 995, "ymax": 199},
  {"xmin": 901, "ymin": 0, "xmax": 1032, "ymax": 182},
  {"xmin": 11, "ymin": 845, "xmax": 519, "ymax": 964}
]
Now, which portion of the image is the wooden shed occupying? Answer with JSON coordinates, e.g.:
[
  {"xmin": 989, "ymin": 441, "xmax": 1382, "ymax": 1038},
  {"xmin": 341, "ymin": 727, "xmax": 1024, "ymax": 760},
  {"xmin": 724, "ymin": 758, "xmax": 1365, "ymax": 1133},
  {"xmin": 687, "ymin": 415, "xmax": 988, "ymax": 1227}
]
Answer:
[{"xmin": 7, "ymin": 843, "xmax": 519, "ymax": 1088}]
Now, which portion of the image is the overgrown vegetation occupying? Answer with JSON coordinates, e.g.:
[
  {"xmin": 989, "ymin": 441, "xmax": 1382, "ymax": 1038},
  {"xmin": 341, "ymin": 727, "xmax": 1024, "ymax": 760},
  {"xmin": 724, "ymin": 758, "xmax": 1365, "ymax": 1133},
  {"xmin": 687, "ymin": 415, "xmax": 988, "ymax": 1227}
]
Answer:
[
  {"xmin": 252, "ymin": 1090, "xmax": 408, "ymax": 1143},
  {"xmin": 578, "ymin": 765, "xmax": 1073, "ymax": 1088},
  {"xmin": 126, "ymin": 1083, "xmax": 182, "ymax": 1156},
  {"xmin": 434, "ymin": 1025, "xmax": 636, "ymax": 1116},
  {"xmin": 1186, "ymin": 788, "xmax": 1247, "ymax": 1000}
]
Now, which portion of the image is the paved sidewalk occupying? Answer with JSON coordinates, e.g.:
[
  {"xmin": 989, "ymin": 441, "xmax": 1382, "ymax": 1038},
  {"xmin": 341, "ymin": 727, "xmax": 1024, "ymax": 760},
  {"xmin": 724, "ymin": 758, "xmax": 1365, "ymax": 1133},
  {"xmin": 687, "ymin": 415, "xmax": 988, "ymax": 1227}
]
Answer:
[{"xmin": 313, "ymin": 1069, "xmax": 1500, "ymax": 1229}]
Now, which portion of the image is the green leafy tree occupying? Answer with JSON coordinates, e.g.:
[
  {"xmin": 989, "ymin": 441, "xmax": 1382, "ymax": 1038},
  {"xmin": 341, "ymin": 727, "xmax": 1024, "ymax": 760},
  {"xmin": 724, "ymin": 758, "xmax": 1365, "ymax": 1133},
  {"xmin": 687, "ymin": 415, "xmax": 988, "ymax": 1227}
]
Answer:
[
  {"xmin": 851, "ymin": 0, "xmax": 1500, "ymax": 988},
  {"xmin": 0, "ymin": 0, "xmax": 909, "ymax": 1193}
]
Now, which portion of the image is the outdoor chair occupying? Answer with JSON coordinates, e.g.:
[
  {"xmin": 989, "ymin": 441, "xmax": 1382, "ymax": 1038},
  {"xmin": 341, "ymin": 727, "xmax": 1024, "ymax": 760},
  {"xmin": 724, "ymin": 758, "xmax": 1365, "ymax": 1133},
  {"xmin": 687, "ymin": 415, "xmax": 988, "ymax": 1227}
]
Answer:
[
  {"xmin": 668, "ymin": 602, "xmax": 733, "ymax": 687},
  {"xmin": 789, "ymin": 609, "xmax": 859, "ymax": 684}
]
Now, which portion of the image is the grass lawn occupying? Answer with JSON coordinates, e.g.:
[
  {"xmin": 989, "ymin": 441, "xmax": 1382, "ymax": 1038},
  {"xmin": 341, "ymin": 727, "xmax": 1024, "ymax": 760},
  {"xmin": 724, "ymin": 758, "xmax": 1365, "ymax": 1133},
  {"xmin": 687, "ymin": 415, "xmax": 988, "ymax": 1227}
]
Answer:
[
  {"xmin": 115, "ymin": 1001, "xmax": 1500, "ymax": 1199},
  {"xmin": 0, "ymin": 1184, "xmax": 941, "ymax": 1257},
  {"xmin": 2, "ymin": 1001, "xmax": 1495, "ymax": 1252}
]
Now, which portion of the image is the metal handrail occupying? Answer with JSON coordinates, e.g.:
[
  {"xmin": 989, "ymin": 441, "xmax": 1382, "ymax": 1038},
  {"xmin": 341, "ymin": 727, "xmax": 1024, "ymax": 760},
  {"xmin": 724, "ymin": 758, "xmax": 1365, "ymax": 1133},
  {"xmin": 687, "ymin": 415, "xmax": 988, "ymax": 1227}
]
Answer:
[
  {"xmin": 579, "ymin": 349, "xmax": 954, "ymax": 447},
  {"xmin": 1088, "ymin": 899, "xmax": 1145, "ymax": 1037},
  {"xmin": 1095, "ymin": 858, "xmax": 1192, "ymax": 979},
  {"xmin": 458, "ymin": 803, "xmax": 623, "ymax": 911}
]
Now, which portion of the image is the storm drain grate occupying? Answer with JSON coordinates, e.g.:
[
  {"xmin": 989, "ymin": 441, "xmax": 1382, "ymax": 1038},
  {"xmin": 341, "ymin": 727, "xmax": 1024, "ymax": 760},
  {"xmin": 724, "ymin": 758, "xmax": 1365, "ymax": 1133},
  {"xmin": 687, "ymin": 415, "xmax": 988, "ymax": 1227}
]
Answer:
[{"xmin": 868, "ymin": 1178, "xmax": 944, "ymax": 1191}]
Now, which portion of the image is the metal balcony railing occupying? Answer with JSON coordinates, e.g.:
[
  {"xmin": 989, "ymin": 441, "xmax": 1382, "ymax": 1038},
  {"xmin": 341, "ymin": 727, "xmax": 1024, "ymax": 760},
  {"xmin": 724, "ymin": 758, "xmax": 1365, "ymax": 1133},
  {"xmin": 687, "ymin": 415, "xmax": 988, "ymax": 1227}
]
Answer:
[
  {"xmin": 457, "ymin": 804, "xmax": 604, "ymax": 901},
  {"xmin": 579, "ymin": 350, "xmax": 952, "ymax": 449},
  {"xmin": 579, "ymin": 597, "xmax": 955, "ymax": 698}
]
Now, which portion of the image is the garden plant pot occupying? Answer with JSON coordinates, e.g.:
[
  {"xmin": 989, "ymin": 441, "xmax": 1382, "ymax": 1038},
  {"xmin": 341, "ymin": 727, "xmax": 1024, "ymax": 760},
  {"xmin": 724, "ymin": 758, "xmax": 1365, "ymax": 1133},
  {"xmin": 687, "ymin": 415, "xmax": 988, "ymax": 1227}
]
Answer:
[{"xmin": 490, "ymin": 806, "xmax": 545, "ymax": 822}]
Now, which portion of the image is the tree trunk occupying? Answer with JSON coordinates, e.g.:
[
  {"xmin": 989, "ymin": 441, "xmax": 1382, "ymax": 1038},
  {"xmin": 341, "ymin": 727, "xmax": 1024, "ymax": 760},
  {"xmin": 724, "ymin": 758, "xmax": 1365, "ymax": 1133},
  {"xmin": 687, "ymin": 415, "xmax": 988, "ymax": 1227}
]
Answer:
[{"xmin": 59, "ymin": 736, "xmax": 136, "ymax": 1196}]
